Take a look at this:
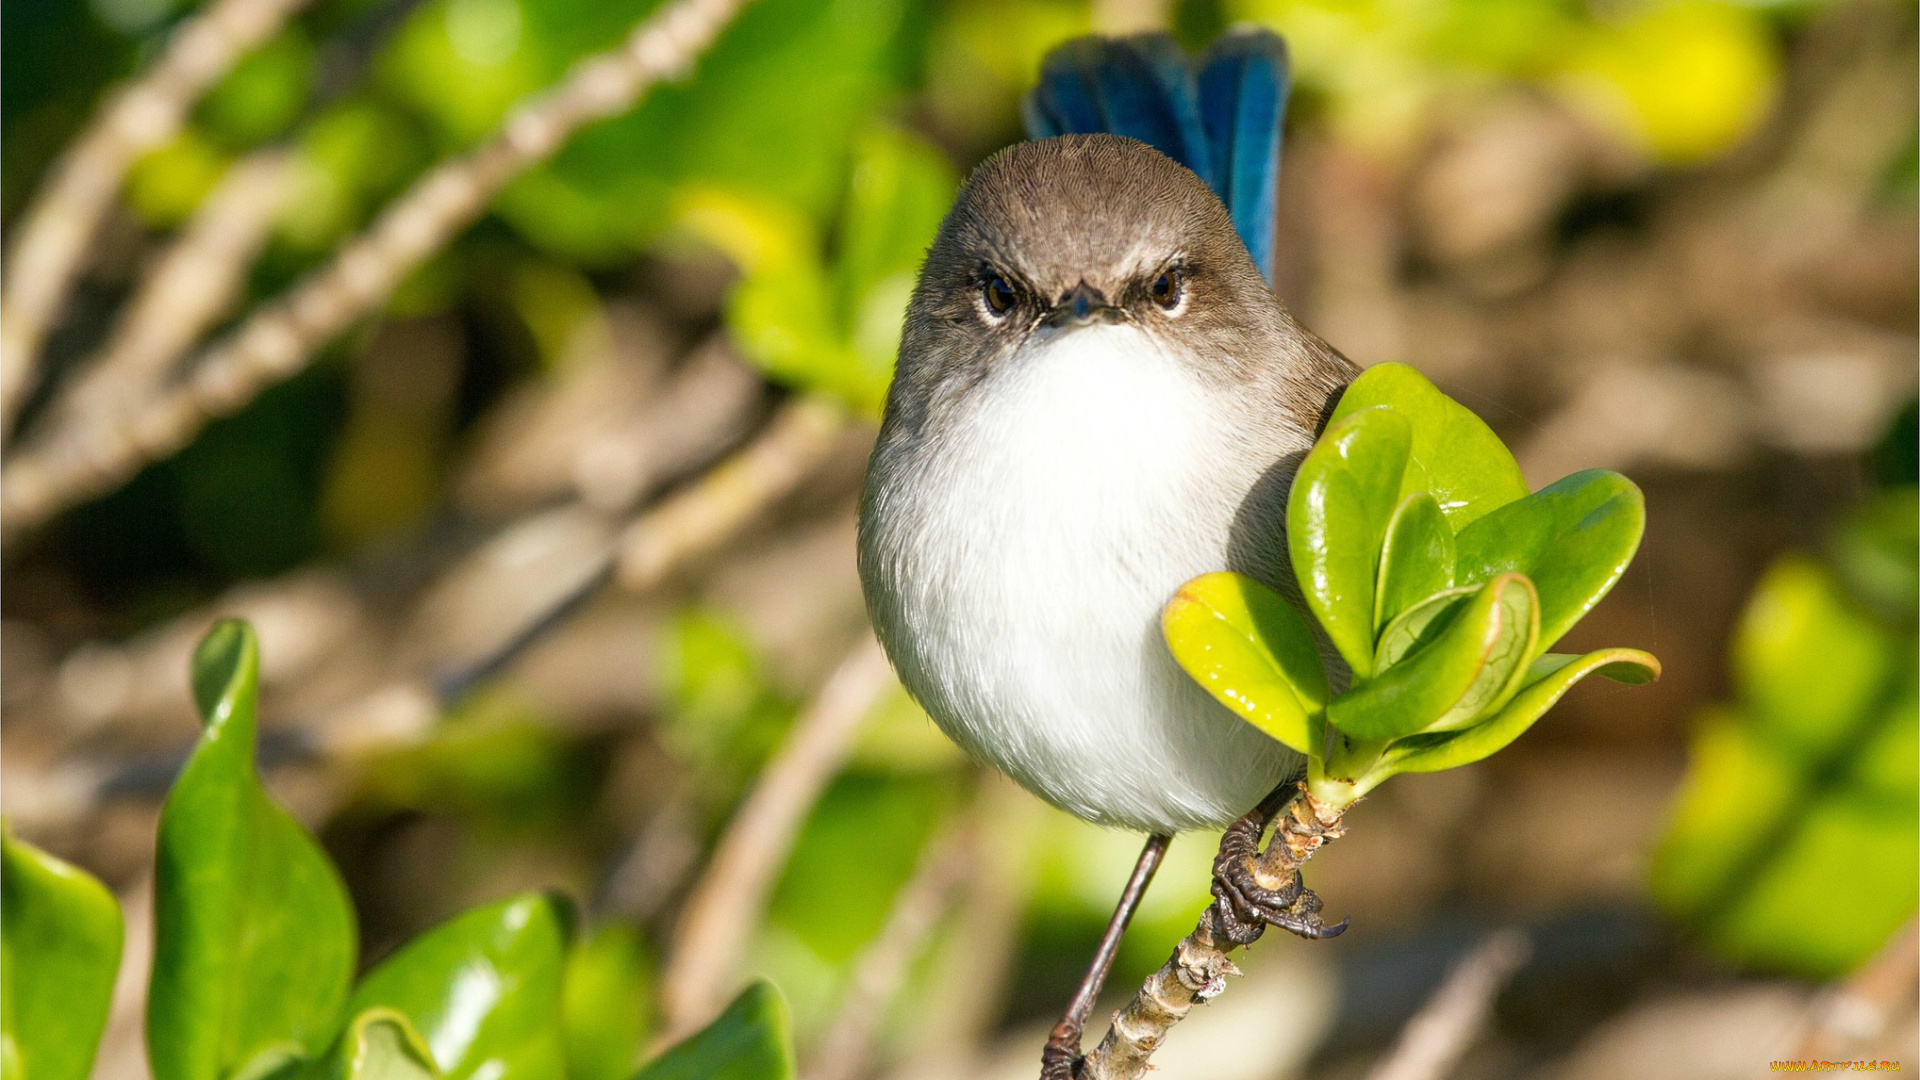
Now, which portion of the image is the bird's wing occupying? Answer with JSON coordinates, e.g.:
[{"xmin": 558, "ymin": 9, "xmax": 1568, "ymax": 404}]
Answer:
[{"xmin": 1022, "ymin": 29, "xmax": 1292, "ymax": 285}]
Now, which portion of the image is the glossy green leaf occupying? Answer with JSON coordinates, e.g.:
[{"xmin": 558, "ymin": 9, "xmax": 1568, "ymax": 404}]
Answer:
[
  {"xmin": 1383, "ymin": 647, "xmax": 1661, "ymax": 775},
  {"xmin": 1373, "ymin": 586, "xmax": 1474, "ymax": 671},
  {"xmin": 1327, "ymin": 574, "xmax": 1536, "ymax": 740},
  {"xmin": 1375, "ymin": 491, "xmax": 1456, "ymax": 634},
  {"xmin": 1327, "ymin": 363, "xmax": 1528, "ymax": 530},
  {"xmin": 1454, "ymin": 469, "xmax": 1645, "ymax": 654},
  {"xmin": 1288, "ymin": 406, "xmax": 1413, "ymax": 678},
  {"xmin": 562, "ymin": 924, "xmax": 653, "ymax": 1080},
  {"xmin": 1163, "ymin": 572, "xmax": 1329, "ymax": 754},
  {"xmin": 344, "ymin": 893, "xmax": 572, "ymax": 1080},
  {"xmin": 633, "ymin": 981, "xmax": 793, "ymax": 1080},
  {"xmin": 2, "ymin": 831, "xmax": 123, "ymax": 1080},
  {"xmin": 303, "ymin": 1010, "xmax": 441, "ymax": 1080},
  {"xmin": 149, "ymin": 620, "xmax": 358, "ymax": 1080}
]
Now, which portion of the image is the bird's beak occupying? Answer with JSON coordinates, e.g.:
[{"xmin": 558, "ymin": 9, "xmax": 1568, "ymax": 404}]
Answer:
[{"xmin": 1043, "ymin": 281, "xmax": 1120, "ymax": 328}]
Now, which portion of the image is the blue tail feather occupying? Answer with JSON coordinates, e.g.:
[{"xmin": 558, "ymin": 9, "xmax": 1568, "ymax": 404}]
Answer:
[
  {"xmin": 1197, "ymin": 30, "xmax": 1290, "ymax": 283},
  {"xmin": 1022, "ymin": 28, "xmax": 1291, "ymax": 285}
]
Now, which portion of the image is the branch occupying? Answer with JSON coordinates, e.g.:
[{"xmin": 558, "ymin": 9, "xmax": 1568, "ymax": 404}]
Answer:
[
  {"xmin": 0, "ymin": 0, "xmax": 757, "ymax": 536},
  {"xmin": 1080, "ymin": 784, "xmax": 1348, "ymax": 1080},
  {"xmin": 1792, "ymin": 918, "xmax": 1918, "ymax": 1058},
  {"xmin": 805, "ymin": 817, "xmax": 977, "ymax": 1080},
  {"xmin": 656, "ymin": 632, "xmax": 895, "ymax": 1044},
  {"xmin": 1364, "ymin": 930, "xmax": 1531, "ymax": 1080},
  {"xmin": 614, "ymin": 395, "xmax": 847, "ymax": 591},
  {"xmin": 43, "ymin": 151, "xmax": 295, "ymax": 434},
  {"xmin": 11, "ymin": 399, "xmax": 850, "ymax": 836},
  {"xmin": 0, "ymin": 0, "xmax": 315, "ymax": 435}
]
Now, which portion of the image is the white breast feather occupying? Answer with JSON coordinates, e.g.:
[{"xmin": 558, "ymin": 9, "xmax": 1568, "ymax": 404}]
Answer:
[{"xmin": 867, "ymin": 324, "xmax": 1299, "ymax": 832}]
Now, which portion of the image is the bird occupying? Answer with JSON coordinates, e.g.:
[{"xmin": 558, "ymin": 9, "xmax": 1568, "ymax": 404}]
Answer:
[{"xmin": 856, "ymin": 27, "xmax": 1355, "ymax": 1075}]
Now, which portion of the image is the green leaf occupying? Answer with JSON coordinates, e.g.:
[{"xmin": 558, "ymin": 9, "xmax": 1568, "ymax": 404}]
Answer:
[
  {"xmin": 149, "ymin": 620, "xmax": 358, "ymax": 1080},
  {"xmin": 343, "ymin": 893, "xmax": 572, "ymax": 1080},
  {"xmin": 1327, "ymin": 363, "xmax": 1528, "ymax": 530},
  {"xmin": 2, "ymin": 831, "xmax": 123, "ymax": 1080},
  {"xmin": 1454, "ymin": 469, "xmax": 1645, "ymax": 653},
  {"xmin": 633, "ymin": 981, "xmax": 793, "ymax": 1080},
  {"xmin": 1375, "ymin": 491, "xmax": 1456, "ymax": 633},
  {"xmin": 1288, "ymin": 406, "xmax": 1412, "ymax": 678},
  {"xmin": 1373, "ymin": 586, "xmax": 1474, "ymax": 672},
  {"xmin": 562, "ymin": 924, "xmax": 653, "ymax": 1080},
  {"xmin": 1327, "ymin": 574, "xmax": 1537, "ymax": 740},
  {"xmin": 1383, "ymin": 648, "xmax": 1661, "ymax": 775},
  {"xmin": 304, "ymin": 1010, "xmax": 442, "ymax": 1080},
  {"xmin": 1163, "ymin": 572, "xmax": 1329, "ymax": 754}
]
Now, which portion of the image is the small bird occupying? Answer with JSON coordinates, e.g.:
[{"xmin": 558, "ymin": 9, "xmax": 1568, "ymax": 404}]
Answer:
[{"xmin": 857, "ymin": 28, "xmax": 1354, "ymax": 1073}]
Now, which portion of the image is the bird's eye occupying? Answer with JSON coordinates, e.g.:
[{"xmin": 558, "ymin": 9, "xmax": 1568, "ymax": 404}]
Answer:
[
  {"xmin": 1150, "ymin": 268, "xmax": 1184, "ymax": 311},
  {"xmin": 981, "ymin": 273, "xmax": 1016, "ymax": 317}
]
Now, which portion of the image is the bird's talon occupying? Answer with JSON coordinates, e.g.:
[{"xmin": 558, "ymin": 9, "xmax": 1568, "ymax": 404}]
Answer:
[{"xmin": 1209, "ymin": 804, "xmax": 1347, "ymax": 942}]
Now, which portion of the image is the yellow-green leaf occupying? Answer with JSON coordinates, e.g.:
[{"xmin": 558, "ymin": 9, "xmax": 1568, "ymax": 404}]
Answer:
[
  {"xmin": 1288, "ymin": 405, "xmax": 1412, "ymax": 679},
  {"xmin": 1327, "ymin": 363, "xmax": 1528, "ymax": 530},
  {"xmin": 1454, "ymin": 469, "xmax": 1644, "ymax": 654},
  {"xmin": 1328, "ymin": 574, "xmax": 1536, "ymax": 740},
  {"xmin": 1382, "ymin": 647, "xmax": 1661, "ymax": 775},
  {"xmin": 1164, "ymin": 572, "xmax": 1328, "ymax": 754},
  {"xmin": 1375, "ymin": 491, "xmax": 1456, "ymax": 634}
]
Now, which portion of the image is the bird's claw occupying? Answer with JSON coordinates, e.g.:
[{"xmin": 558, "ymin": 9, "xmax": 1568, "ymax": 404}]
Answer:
[{"xmin": 1208, "ymin": 799, "xmax": 1348, "ymax": 944}]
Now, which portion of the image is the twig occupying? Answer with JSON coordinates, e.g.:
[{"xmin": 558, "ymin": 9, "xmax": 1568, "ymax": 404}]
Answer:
[
  {"xmin": 615, "ymin": 395, "xmax": 847, "ymax": 590},
  {"xmin": 656, "ymin": 632, "xmax": 896, "ymax": 1044},
  {"xmin": 894, "ymin": 774, "xmax": 1042, "ymax": 1080},
  {"xmin": 0, "ymin": 0, "xmax": 314, "ymax": 434},
  {"xmin": 44, "ymin": 151, "xmax": 295, "ymax": 433},
  {"xmin": 1363, "ymin": 930, "xmax": 1531, "ymax": 1080},
  {"xmin": 805, "ymin": 818, "xmax": 977, "ymax": 1080},
  {"xmin": 0, "ymin": 0, "xmax": 757, "ymax": 536},
  {"xmin": 1793, "ymin": 918, "xmax": 1918, "ymax": 1058},
  {"xmin": 14, "ymin": 399, "xmax": 849, "ymax": 833},
  {"xmin": 1079, "ymin": 784, "xmax": 1348, "ymax": 1080}
]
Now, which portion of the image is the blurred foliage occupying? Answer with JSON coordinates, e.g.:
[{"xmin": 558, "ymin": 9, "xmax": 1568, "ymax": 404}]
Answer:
[
  {"xmin": 1651, "ymin": 409, "xmax": 1920, "ymax": 979},
  {"xmin": 680, "ymin": 125, "xmax": 955, "ymax": 414},
  {"xmin": 1, "ymin": 0, "xmax": 1911, "ymax": 1069},
  {"xmin": 1230, "ymin": 0, "xmax": 1783, "ymax": 160},
  {"xmin": 359, "ymin": 691, "xmax": 601, "ymax": 830},
  {"xmin": 1, "ymin": 621, "xmax": 798, "ymax": 1080},
  {"xmin": 1, "ymin": 0, "xmax": 1833, "ymax": 603}
]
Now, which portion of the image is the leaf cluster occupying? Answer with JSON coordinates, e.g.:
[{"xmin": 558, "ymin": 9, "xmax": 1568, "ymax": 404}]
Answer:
[
  {"xmin": 1, "ymin": 622, "xmax": 795, "ymax": 1080},
  {"xmin": 1164, "ymin": 364, "xmax": 1658, "ymax": 804}
]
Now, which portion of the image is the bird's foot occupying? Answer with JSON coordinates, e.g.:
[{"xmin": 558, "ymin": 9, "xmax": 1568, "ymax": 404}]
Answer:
[
  {"xmin": 1208, "ymin": 795, "xmax": 1349, "ymax": 945},
  {"xmin": 1040, "ymin": 1023, "xmax": 1082, "ymax": 1080}
]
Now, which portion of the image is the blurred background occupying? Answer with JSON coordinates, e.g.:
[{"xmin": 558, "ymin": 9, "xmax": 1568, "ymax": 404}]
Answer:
[{"xmin": 2, "ymin": 0, "xmax": 1915, "ymax": 1075}]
